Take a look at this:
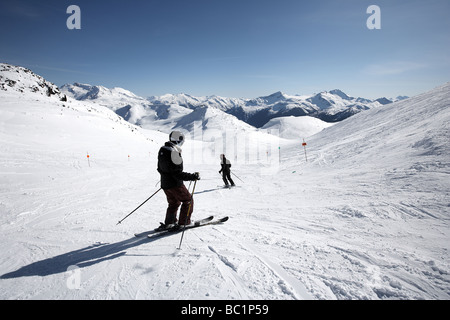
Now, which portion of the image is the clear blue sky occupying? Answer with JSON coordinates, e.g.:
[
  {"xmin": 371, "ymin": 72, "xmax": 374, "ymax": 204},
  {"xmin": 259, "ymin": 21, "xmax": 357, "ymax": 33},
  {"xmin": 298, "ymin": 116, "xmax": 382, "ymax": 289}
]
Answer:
[{"xmin": 1, "ymin": 0, "xmax": 449, "ymax": 99}]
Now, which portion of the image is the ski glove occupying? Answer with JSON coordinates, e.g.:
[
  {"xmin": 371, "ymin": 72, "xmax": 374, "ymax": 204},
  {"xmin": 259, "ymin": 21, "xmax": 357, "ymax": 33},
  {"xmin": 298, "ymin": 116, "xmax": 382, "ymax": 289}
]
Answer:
[{"xmin": 193, "ymin": 172, "xmax": 201, "ymax": 180}]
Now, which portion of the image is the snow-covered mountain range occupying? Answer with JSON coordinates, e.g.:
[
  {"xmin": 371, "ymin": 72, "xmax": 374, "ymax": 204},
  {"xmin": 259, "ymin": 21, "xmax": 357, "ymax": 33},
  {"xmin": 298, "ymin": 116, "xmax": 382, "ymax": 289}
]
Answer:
[
  {"xmin": 60, "ymin": 82, "xmax": 406, "ymax": 132},
  {"xmin": 145, "ymin": 88, "xmax": 407, "ymax": 126}
]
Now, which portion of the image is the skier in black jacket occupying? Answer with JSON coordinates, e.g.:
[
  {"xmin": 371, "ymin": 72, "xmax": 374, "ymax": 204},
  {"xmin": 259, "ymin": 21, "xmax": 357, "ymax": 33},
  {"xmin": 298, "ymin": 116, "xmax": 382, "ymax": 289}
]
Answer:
[
  {"xmin": 157, "ymin": 131, "xmax": 199, "ymax": 230},
  {"xmin": 219, "ymin": 154, "xmax": 235, "ymax": 187}
]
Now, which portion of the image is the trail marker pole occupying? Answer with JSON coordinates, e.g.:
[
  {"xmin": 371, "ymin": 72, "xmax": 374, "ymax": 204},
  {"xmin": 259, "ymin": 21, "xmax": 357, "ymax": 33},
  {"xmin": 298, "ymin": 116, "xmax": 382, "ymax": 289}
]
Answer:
[{"xmin": 302, "ymin": 139, "xmax": 308, "ymax": 162}]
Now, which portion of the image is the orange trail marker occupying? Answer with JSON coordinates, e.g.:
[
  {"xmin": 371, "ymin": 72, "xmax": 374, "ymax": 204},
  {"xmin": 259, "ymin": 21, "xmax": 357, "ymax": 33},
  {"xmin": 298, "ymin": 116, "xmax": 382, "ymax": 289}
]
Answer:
[{"xmin": 302, "ymin": 139, "xmax": 308, "ymax": 162}]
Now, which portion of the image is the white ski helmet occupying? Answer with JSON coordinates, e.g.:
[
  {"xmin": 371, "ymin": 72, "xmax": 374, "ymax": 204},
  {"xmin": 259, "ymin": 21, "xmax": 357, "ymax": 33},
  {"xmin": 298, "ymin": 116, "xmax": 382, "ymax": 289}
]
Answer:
[{"xmin": 169, "ymin": 131, "xmax": 185, "ymax": 146}]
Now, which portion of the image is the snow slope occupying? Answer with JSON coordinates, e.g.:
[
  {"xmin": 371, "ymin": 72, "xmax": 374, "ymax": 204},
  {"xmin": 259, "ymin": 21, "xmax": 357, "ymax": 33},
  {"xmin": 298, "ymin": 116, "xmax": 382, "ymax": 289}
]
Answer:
[
  {"xmin": 0, "ymin": 65, "xmax": 448, "ymax": 300},
  {"xmin": 262, "ymin": 116, "xmax": 334, "ymax": 140},
  {"xmin": 276, "ymin": 82, "xmax": 450, "ymax": 299}
]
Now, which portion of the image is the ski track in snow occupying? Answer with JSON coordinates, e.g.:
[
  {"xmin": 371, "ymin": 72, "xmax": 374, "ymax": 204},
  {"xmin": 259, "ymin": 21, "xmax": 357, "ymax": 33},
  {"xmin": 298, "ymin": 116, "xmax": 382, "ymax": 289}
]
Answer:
[{"xmin": 1, "ymin": 79, "xmax": 449, "ymax": 300}]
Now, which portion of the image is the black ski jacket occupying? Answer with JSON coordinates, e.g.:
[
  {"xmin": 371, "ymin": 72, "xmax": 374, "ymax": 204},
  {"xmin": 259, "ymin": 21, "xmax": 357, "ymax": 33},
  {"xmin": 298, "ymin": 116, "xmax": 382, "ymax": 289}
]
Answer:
[
  {"xmin": 157, "ymin": 142, "xmax": 197, "ymax": 189},
  {"xmin": 219, "ymin": 156, "xmax": 232, "ymax": 174}
]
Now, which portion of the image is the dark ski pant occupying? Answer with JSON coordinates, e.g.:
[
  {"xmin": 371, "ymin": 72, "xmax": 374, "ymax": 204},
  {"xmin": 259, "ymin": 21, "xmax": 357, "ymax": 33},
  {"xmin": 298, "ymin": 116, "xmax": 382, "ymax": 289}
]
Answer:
[
  {"xmin": 222, "ymin": 171, "xmax": 235, "ymax": 186},
  {"xmin": 163, "ymin": 184, "xmax": 193, "ymax": 225}
]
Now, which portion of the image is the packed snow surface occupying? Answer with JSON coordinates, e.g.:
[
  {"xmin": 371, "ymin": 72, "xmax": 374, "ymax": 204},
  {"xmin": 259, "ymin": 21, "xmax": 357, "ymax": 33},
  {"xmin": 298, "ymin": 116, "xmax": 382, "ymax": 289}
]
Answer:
[
  {"xmin": 0, "ymin": 65, "xmax": 449, "ymax": 299},
  {"xmin": 262, "ymin": 116, "xmax": 334, "ymax": 139}
]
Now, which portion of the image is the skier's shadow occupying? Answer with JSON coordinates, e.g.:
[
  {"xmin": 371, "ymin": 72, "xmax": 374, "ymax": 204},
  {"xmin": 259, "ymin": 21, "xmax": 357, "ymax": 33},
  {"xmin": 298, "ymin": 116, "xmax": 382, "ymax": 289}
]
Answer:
[
  {"xmin": 195, "ymin": 187, "xmax": 223, "ymax": 194},
  {"xmin": 0, "ymin": 233, "xmax": 170, "ymax": 279}
]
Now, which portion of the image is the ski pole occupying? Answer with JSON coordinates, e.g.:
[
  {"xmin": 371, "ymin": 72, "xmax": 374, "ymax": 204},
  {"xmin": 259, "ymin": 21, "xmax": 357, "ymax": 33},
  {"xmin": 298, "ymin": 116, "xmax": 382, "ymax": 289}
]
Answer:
[
  {"xmin": 231, "ymin": 171, "xmax": 244, "ymax": 183},
  {"xmin": 116, "ymin": 188, "xmax": 162, "ymax": 225},
  {"xmin": 178, "ymin": 179, "xmax": 197, "ymax": 250}
]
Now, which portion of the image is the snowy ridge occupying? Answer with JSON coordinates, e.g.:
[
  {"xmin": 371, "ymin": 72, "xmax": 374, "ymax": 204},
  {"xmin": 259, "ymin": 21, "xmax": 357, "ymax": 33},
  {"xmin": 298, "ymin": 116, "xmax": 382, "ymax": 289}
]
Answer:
[
  {"xmin": 62, "ymin": 82, "xmax": 402, "ymax": 131},
  {"xmin": 0, "ymin": 63, "xmax": 63, "ymax": 99},
  {"xmin": 262, "ymin": 116, "xmax": 334, "ymax": 139},
  {"xmin": 0, "ymin": 64, "xmax": 449, "ymax": 300},
  {"xmin": 60, "ymin": 83, "xmax": 147, "ymax": 111}
]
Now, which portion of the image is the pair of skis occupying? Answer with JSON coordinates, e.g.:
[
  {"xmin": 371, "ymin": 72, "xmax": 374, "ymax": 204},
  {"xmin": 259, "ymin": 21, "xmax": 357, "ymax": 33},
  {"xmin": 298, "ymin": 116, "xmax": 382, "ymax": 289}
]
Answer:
[{"xmin": 134, "ymin": 216, "xmax": 229, "ymax": 238}]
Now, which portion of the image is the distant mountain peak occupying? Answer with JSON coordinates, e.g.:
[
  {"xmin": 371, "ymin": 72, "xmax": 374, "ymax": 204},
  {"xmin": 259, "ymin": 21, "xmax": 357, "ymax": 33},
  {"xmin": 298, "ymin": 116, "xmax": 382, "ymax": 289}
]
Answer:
[
  {"xmin": 395, "ymin": 95, "xmax": 409, "ymax": 101},
  {"xmin": 268, "ymin": 91, "xmax": 286, "ymax": 97},
  {"xmin": 265, "ymin": 91, "xmax": 288, "ymax": 99},
  {"xmin": 329, "ymin": 89, "xmax": 352, "ymax": 100},
  {"xmin": 60, "ymin": 82, "xmax": 145, "ymax": 108},
  {"xmin": 375, "ymin": 97, "xmax": 392, "ymax": 105}
]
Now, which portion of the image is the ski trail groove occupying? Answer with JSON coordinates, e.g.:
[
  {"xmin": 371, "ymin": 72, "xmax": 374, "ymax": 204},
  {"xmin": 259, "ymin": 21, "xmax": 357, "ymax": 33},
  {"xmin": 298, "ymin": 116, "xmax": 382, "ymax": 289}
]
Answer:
[
  {"xmin": 207, "ymin": 245, "xmax": 251, "ymax": 299},
  {"xmin": 238, "ymin": 242, "xmax": 312, "ymax": 300},
  {"xmin": 211, "ymin": 227, "xmax": 312, "ymax": 300}
]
